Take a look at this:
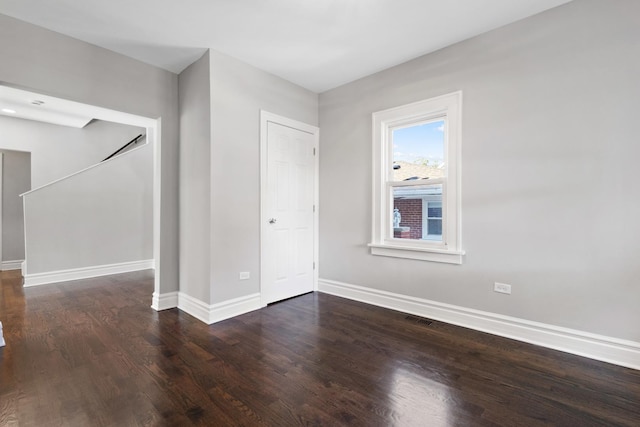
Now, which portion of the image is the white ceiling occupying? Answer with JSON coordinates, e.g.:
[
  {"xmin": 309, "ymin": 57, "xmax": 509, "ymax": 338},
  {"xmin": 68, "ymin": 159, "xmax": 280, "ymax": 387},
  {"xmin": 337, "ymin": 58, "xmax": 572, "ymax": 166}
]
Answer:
[{"xmin": 0, "ymin": 0, "xmax": 573, "ymax": 93}]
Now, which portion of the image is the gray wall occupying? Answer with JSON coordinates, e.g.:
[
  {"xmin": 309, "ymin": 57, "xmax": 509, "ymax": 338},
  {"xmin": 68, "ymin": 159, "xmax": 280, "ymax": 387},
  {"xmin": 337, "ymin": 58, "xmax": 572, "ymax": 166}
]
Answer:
[
  {"xmin": 0, "ymin": 116, "xmax": 143, "ymax": 188},
  {"xmin": 318, "ymin": 0, "xmax": 640, "ymax": 342},
  {"xmin": 179, "ymin": 51, "xmax": 211, "ymax": 303},
  {"xmin": 23, "ymin": 144, "xmax": 152, "ymax": 273},
  {"xmin": 1, "ymin": 149, "xmax": 30, "ymax": 262},
  {"xmin": 209, "ymin": 50, "xmax": 318, "ymax": 304},
  {"xmin": 0, "ymin": 14, "xmax": 179, "ymax": 294},
  {"xmin": 177, "ymin": 49, "xmax": 318, "ymax": 306}
]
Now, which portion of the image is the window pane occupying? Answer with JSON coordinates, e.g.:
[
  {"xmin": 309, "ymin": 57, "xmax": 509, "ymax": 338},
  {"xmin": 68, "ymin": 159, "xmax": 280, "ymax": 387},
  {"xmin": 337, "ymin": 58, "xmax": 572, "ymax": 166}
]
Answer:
[
  {"xmin": 392, "ymin": 185, "xmax": 442, "ymax": 242},
  {"xmin": 392, "ymin": 120, "xmax": 445, "ymax": 182},
  {"xmin": 427, "ymin": 202, "xmax": 442, "ymax": 219},
  {"xmin": 428, "ymin": 219, "xmax": 442, "ymax": 236}
]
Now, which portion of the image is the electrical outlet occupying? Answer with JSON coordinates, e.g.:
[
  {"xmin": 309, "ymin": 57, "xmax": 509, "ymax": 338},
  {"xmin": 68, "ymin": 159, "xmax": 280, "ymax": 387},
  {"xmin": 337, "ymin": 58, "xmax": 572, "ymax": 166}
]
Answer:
[
  {"xmin": 239, "ymin": 272, "xmax": 250, "ymax": 280},
  {"xmin": 494, "ymin": 282, "xmax": 512, "ymax": 294}
]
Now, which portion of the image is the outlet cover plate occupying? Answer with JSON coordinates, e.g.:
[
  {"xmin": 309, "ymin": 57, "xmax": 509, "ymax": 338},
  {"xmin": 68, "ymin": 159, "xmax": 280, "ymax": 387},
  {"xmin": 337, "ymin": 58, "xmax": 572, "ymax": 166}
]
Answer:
[{"xmin": 494, "ymin": 282, "xmax": 512, "ymax": 294}]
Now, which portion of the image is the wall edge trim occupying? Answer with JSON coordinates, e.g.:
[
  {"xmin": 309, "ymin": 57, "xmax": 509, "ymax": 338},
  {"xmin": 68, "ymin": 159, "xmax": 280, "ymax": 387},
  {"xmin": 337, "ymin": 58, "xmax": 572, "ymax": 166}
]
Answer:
[
  {"xmin": 1, "ymin": 259, "xmax": 24, "ymax": 271},
  {"xmin": 318, "ymin": 278, "xmax": 640, "ymax": 370},
  {"xmin": 178, "ymin": 292, "xmax": 263, "ymax": 325},
  {"xmin": 23, "ymin": 259, "xmax": 155, "ymax": 287},
  {"xmin": 151, "ymin": 291, "xmax": 179, "ymax": 311}
]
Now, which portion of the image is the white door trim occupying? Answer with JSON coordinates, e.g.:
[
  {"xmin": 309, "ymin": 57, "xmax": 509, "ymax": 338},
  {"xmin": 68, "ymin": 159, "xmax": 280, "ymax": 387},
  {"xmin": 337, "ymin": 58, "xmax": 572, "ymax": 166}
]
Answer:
[{"xmin": 260, "ymin": 111, "xmax": 319, "ymax": 306}]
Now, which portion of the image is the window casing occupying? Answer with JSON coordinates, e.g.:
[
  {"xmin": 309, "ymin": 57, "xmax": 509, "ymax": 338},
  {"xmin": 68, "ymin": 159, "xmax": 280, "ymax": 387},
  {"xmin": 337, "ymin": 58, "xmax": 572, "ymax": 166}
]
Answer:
[{"xmin": 369, "ymin": 91, "xmax": 463, "ymax": 264}]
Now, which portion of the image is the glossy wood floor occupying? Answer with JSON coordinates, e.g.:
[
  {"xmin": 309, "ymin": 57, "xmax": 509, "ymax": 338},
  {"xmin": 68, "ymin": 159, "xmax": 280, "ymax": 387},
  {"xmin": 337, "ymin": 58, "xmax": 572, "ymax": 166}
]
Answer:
[{"xmin": 0, "ymin": 270, "xmax": 638, "ymax": 426}]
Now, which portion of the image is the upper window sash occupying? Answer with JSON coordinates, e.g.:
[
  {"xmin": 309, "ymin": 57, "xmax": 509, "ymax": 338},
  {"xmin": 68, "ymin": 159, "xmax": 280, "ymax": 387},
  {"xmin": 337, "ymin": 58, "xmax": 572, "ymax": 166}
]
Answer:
[{"xmin": 385, "ymin": 117, "xmax": 448, "ymax": 184}]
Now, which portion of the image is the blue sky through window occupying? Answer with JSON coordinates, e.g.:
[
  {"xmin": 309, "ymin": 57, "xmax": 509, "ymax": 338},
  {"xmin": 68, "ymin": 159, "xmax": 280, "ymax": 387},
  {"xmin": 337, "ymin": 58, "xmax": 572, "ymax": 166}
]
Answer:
[{"xmin": 392, "ymin": 120, "xmax": 445, "ymax": 166}]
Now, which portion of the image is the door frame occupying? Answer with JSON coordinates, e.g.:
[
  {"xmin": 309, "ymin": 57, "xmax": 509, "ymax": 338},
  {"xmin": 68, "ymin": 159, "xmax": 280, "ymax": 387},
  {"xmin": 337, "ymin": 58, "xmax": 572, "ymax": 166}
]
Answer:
[{"xmin": 259, "ymin": 110, "xmax": 319, "ymax": 306}]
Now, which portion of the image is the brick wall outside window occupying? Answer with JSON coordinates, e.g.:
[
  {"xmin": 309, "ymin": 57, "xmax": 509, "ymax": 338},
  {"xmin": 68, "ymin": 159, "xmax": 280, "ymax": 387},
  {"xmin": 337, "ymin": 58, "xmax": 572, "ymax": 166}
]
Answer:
[{"xmin": 394, "ymin": 199, "xmax": 422, "ymax": 239}]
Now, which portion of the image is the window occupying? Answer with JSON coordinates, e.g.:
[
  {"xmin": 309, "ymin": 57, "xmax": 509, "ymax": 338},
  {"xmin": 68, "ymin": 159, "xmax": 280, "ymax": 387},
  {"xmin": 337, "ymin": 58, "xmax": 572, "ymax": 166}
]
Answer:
[
  {"xmin": 369, "ymin": 91, "xmax": 463, "ymax": 264},
  {"xmin": 424, "ymin": 200, "xmax": 442, "ymax": 241}
]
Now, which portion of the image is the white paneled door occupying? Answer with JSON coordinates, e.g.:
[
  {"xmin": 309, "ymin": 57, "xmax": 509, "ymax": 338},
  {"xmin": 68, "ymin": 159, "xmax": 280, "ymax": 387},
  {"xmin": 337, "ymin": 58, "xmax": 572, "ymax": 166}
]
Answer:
[{"xmin": 261, "ymin": 113, "xmax": 318, "ymax": 305}]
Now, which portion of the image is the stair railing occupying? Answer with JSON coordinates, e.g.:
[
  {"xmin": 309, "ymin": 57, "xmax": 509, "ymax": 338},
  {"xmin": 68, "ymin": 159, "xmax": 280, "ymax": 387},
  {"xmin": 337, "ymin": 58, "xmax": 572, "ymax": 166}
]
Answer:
[{"xmin": 102, "ymin": 134, "xmax": 144, "ymax": 162}]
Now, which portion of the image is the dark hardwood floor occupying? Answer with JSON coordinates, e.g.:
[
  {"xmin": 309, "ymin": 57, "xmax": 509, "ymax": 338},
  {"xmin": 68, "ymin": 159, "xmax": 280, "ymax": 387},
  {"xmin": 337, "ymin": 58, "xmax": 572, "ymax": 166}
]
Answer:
[{"xmin": 0, "ymin": 270, "xmax": 638, "ymax": 426}]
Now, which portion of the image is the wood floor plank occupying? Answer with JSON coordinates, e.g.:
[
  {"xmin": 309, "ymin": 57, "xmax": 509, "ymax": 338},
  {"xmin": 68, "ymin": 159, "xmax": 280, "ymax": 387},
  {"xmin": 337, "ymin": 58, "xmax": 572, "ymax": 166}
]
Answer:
[{"xmin": 1, "ymin": 270, "xmax": 639, "ymax": 426}]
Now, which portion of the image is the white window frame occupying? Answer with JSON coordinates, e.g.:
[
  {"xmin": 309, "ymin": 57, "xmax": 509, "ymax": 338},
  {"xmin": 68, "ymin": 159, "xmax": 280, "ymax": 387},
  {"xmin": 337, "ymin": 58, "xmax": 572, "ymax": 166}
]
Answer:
[{"xmin": 369, "ymin": 91, "xmax": 464, "ymax": 264}]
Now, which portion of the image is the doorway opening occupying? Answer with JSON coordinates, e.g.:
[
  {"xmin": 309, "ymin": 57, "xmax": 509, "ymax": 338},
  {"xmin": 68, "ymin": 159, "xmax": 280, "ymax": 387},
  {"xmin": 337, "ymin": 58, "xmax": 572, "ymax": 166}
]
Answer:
[{"xmin": 0, "ymin": 83, "xmax": 162, "ymax": 306}]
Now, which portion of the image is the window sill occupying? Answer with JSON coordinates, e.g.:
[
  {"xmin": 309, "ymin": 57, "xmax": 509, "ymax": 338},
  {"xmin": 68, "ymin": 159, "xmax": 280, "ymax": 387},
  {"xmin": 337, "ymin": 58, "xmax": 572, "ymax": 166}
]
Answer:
[{"xmin": 368, "ymin": 243, "xmax": 464, "ymax": 264}]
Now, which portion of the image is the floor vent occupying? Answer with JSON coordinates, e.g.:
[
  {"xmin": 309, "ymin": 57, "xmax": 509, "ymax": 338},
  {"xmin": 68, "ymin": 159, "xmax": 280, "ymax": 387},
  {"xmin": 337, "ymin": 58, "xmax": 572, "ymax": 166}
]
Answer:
[{"xmin": 405, "ymin": 315, "xmax": 433, "ymax": 326}]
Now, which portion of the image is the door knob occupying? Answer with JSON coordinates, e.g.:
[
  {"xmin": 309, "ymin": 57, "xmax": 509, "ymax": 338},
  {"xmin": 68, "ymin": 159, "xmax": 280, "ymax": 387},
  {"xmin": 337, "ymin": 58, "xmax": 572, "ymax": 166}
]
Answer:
[{"xmin": 269, "ymin": 218, "xmax": 277, "ymax": 224}]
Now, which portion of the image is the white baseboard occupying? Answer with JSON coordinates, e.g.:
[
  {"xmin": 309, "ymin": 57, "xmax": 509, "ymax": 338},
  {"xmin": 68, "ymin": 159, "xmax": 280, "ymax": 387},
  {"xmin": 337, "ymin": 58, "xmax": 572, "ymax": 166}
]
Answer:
[
  {"xmin": 23, "ymin": 259, "xmax": 155, "ymax": 287},
  {"xmin": 151, "ymin": 291, "xmax": 179, "ymax": 311},
  {"xmin": 178, "ymin": 292, "xmax": 263, "ymax": 325},
  {"xmin": 1, "ymin": 260, "xmax": 24, "ymax": 271},
  {"xmin": 318, "ymin": 278, "xmax": 640, "ymax": 370}
]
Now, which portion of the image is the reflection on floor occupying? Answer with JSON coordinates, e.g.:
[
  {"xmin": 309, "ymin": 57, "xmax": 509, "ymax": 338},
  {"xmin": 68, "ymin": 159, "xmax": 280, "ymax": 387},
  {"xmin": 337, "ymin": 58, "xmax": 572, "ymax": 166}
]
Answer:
[{"xmin": 0, "ymin": 269, "xmax": 638, "ymax": 426}]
